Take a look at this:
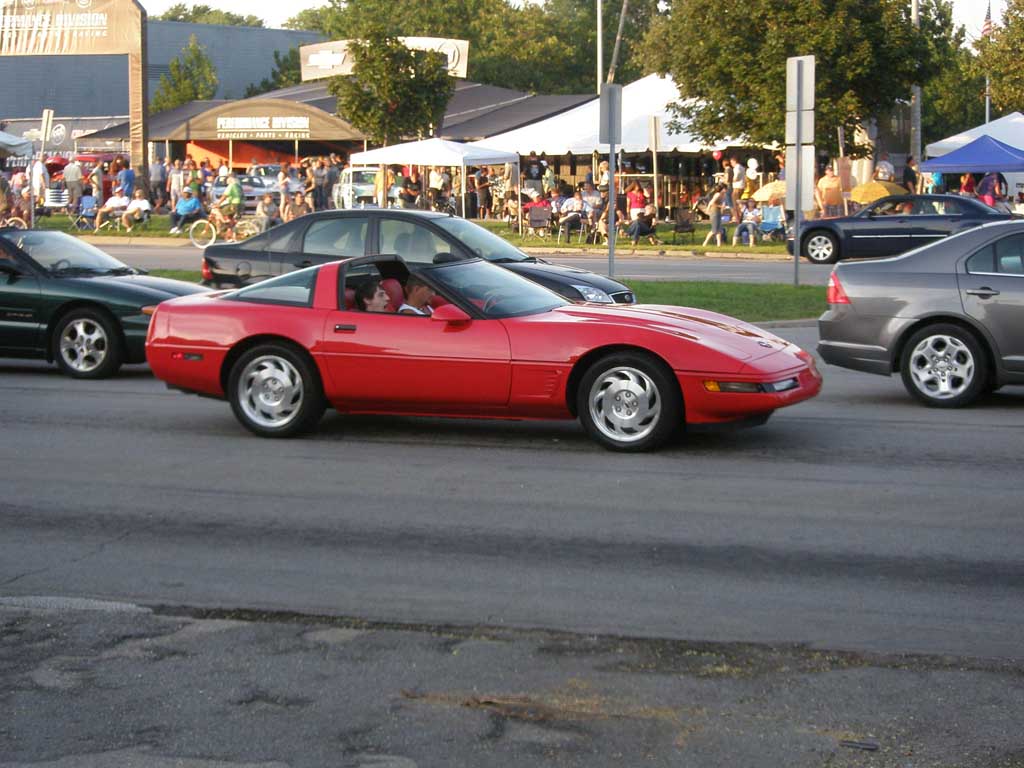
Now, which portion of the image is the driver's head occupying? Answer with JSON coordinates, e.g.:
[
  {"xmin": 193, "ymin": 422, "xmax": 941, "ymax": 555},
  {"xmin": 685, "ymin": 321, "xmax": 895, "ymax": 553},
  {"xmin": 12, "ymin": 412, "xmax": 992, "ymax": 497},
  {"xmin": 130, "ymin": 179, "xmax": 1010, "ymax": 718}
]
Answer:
[{"xmin": 404, "ymin": 274, "xmax": 435, "ymax": 307}]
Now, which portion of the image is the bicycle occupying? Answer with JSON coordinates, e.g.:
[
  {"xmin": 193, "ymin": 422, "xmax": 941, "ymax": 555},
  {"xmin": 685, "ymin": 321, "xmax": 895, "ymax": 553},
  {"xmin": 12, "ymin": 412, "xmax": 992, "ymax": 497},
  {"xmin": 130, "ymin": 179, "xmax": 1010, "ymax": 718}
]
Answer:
[
  {"xmin": 188, "ymin": 206, "xmax": 260, "ymax": 248},
  {"xmin": 0, "ymin": 214, "xmax": 28, "ymax": 229}
]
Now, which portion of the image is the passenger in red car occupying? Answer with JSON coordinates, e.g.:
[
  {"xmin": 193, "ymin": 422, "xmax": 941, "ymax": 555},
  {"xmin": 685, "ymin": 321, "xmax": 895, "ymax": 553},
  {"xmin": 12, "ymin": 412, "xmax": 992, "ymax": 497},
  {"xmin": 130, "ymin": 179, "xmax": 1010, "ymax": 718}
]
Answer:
[
  {"xmin": 397, "ymin": 275, "xmax": 435, "ymax": 315},
  {"xmin": 355, "ymin": 280, "xmax": 390, "ymax": 312}
]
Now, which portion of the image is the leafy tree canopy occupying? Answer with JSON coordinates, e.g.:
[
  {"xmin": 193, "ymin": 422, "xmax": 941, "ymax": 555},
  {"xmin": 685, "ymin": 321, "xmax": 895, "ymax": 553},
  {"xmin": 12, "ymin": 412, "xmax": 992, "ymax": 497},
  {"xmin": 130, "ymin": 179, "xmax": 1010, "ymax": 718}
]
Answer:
[
  {"xmin": 328, "ymin": 32, "xmax": 455, "ymax": 145},
  {"xmin": 150, "ymin": 34, "xmax": 219, "ymax": 113},
  {"xmin": 638, "ymin": 0, "xmax": 938, "ymax": 156},
  {"xmin": 976, "ymin": 0, "xmax": 1024, "ymax": 113},
  {"xmin": 244, "ymin": 48, "xmax": 302, "ymax": 98},
  {"xmin": 286, "ymin": 0, "xmax": 661, "ymax": 94},
  {"xmin": 158, "ymin": 3, "xmax": 264, "ymax": 27}
]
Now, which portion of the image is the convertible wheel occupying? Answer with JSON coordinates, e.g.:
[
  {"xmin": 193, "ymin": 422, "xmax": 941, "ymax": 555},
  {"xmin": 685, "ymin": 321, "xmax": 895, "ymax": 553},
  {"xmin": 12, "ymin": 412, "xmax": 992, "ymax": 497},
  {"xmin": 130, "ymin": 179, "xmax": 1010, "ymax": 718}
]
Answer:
[
  {"xmin": 228, "ymin": 344, "xmax": 325, "ymax": 437},
  {"xmin": 53, "ymin": 309, "xmax": 122, "ymax": 379},
  {"xmin": 577, "ymin": 352, "xmax": 682, "ymax": 452},
  {"xmin": 804, "ymin": 231, "xmax": 839, "ymax": 264},
  {"xmin": 189, "ymin": 219, "xmax": 216, "ymax": 248},
  {"xmin": 900, "ymin": 324, "xmax": 988, "ymax": 408}
]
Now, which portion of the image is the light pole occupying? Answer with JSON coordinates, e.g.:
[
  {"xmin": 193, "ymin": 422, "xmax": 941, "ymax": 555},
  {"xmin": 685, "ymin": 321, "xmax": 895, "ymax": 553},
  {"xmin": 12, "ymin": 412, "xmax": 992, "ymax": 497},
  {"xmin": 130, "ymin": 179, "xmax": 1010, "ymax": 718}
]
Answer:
[
  {"xmin": 596, "ymin": 0, "xmax": 603, "ymax": 94},
  {"xmin": 910, "ymin": 0, "xmax": 922, "ymax": 162}
]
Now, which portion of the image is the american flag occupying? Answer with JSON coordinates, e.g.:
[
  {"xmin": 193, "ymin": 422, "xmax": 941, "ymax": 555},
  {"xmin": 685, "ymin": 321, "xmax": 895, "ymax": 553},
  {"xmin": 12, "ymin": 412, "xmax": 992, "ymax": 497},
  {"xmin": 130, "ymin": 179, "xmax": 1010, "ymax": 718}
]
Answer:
[{"xmin": 981, "ymin": 2, "xmax": 994, "ymax": 37}]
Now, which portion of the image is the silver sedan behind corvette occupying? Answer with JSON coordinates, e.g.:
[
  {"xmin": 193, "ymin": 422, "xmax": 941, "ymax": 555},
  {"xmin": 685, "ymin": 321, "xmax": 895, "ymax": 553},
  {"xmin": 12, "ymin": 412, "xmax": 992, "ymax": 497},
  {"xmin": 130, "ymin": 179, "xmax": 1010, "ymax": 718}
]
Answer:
[{"xmin": 818, "ymin": 220, "xmax": 1024, "ymax": 407}]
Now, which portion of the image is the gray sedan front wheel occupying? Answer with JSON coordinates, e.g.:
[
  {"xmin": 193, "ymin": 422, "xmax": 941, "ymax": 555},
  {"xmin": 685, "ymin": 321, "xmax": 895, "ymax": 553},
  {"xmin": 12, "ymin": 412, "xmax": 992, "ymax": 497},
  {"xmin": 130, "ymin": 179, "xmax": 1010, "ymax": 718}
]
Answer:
[{"xmin": 899, "ymin": 324, "xmax": 989, "ymax": 408}]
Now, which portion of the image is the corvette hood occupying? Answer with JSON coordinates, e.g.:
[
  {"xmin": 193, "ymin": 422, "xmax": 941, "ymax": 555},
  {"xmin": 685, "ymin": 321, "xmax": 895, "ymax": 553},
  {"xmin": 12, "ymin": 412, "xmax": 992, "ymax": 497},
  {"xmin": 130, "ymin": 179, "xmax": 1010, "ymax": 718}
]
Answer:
[
  {"xmin": 549, "ymin": 303, "xmax": 795, "ymax": 361},
  {"xmin": 503, "ymin": 261, "xmax": 630, "ymax": 293}
]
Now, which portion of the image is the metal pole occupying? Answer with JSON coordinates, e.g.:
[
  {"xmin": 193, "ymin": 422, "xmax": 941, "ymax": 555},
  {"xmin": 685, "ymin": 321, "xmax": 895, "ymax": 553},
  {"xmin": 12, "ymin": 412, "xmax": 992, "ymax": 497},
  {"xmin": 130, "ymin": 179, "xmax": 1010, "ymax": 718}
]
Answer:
[
  {"xmin": 596, "ymin": 0, "xmax": 603, "ymax": 94},
  {"xmin": 793, "ymin": 61, "xmax": 802, "ymax": 287},
  {"xmin": 608, "ymin": 144, "xmax": 617, "ymax": 277},
  {"xmin": 910, "ymin": 0, "xmax": 921, "ymax": 162},
  {"xmin": 651, "ymin": 116, "xmax": 660, "ymax": 220},
  {"xmin": 606, "ymin": 0, "xmax": 629, "ymax": 83},
  {"xmin": 985, "ymin": 77, "xmax": 991, "ymax": 123}
]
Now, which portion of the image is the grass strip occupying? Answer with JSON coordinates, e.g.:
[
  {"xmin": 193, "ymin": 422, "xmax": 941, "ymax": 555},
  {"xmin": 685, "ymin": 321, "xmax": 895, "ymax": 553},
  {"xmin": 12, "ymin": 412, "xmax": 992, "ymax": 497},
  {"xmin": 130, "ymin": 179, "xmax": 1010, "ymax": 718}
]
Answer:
[{"xmin": 150, "ymin": 270, "xmax": 824, "ymax": 323}]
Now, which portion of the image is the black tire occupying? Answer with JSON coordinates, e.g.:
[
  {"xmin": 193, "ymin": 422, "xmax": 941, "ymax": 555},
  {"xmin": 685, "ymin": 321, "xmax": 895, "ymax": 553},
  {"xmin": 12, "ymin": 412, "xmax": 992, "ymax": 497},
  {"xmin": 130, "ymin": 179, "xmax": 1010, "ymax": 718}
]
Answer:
[
  {"xmin": 53, "ymin": 308, "xmax": 123, "ymax": 379},
  {"xmin": 803, "ymin": 230, "xmax": 839, "ymax": 264},
  {"xmin": 227, "ymin": 344, "xmax": 326, "ymax": 437},
  {"xmin": 899, "ymin": 324, "xmax": 989, "ymax": 408},
  {"xmin": 577, "ymin": 352, "xmax": 682, "ymax": 452}
]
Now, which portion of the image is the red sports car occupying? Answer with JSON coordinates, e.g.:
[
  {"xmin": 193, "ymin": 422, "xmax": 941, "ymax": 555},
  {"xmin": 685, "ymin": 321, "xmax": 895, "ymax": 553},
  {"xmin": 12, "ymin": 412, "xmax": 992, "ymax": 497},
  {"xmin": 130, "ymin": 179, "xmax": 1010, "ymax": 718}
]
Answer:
[{"xmin": 146, "ymin": 255, "xmax": 822, "ymax": 451}]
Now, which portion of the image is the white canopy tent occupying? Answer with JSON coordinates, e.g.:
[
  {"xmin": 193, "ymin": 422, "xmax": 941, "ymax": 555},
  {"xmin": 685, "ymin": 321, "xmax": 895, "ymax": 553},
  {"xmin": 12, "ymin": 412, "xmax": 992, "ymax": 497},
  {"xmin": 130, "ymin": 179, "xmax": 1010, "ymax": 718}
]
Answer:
[
  {"xmin": 0, "ymin": 130, "xmax": 33, "ymax": 158},
  {"xmin": 350, "ymin": 137, "xmax": 520, "ymax": 222},
  {"xmin": 470, "ymin": 74, "xmax": 734, "ymax": 156},
  {"xmin": 925, "ymin": 112, "xmax": 1024, "ymax": 156}
]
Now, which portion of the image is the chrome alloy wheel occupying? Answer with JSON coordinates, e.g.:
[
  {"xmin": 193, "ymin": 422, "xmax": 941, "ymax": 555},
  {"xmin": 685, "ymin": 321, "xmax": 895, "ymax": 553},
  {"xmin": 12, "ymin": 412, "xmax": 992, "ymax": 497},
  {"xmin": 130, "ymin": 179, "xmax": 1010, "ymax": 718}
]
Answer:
[
  {"xmin": 237, "ymin": 354, "xmax": 305, "ymax": 429},
  {"xmin": 587, "ymin": 366, "xmax": 662, "ymax": 444},
  {"xmin": 805, "ymin": 234, "xmax": 835, "ymax": 262},
  {"xmin": 908, "ymin": 334, "xmax": 975, "ymax": 400},
  {"xmin": 59, "ymin": 318, "xmax": 108, "ymax": 374}
]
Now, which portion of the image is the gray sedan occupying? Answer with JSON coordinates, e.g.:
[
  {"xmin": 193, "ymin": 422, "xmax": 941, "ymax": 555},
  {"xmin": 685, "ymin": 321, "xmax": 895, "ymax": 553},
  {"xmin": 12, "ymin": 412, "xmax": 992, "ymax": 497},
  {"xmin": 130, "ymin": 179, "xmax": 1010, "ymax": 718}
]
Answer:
[{"xmin": 818, "ymin": 220, "xmax": 1024, "ymax": 407}]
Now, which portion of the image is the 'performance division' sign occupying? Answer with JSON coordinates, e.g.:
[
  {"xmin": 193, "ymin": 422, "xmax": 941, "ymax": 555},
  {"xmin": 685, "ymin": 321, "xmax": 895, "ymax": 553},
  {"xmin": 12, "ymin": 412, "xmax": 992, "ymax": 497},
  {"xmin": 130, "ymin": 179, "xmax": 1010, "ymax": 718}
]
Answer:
[
  {"xmin": 0, "ymin": 0, "xmax": 142, "ymax": 56},
  {"xmin": 216, "ymin": 116, "xmax": 312, "ymax": 140}
]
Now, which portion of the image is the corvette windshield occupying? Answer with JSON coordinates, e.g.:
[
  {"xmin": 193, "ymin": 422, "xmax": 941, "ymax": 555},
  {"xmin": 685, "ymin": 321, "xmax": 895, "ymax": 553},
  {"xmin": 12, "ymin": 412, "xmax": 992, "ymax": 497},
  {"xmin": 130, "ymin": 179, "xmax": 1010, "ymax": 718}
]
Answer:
[
  {"xmin": 430, "ymin": 259, "xmax": 568, "ymax": 318},
  {"xmin": 433, "ymin": 217, "xmax": 531, "ymax": 263},
  {"xmin": 0, "ymin": 230, "xmax": 130, "ymax": 274}
]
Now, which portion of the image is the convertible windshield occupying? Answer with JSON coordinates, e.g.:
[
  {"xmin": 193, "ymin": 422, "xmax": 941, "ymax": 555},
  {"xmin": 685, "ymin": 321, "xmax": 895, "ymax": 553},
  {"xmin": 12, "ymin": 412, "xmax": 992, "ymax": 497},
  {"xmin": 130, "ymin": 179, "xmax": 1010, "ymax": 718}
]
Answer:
[
  {"xmin": 431, "ymin": 259, "xmax": 568, "ymax": 318},
  {"xmin": 433, "ymin": 217, "xmax": 531, "ymax": 263},
  {"xmin": 350, "ymin": 171, "xmax": 376, "ymax": 186},
  {"xmin": 0, "ymin": 230, "xmax": 131, "ymax": 274}
]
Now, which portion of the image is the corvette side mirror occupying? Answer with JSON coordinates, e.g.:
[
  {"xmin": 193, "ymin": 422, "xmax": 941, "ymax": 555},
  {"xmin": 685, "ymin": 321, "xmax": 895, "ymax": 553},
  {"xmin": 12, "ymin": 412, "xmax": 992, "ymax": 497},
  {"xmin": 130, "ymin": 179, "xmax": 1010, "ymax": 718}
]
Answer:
[{"xmin": 431, "ymin": 302, "xmax": 471, "ymax": 325}]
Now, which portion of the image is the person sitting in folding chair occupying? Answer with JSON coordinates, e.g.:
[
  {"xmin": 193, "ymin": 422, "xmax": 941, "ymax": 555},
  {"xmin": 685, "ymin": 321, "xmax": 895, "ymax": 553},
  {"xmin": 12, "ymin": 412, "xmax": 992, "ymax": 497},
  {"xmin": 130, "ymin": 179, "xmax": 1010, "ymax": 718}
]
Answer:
[
  {"xmin": 69, "ymin": 186, "xmax": 99, "ymax": 231},
  {"xmin": 757, "ymin": 199, "xmax": 786, "ymax": 242},
  {"xmin": 120, "ymin": 189, "xmax": 152, "ymax": 232},
  {"xmin": 94, "ymin": 186, "xmax": 129, "ymax": 232}
]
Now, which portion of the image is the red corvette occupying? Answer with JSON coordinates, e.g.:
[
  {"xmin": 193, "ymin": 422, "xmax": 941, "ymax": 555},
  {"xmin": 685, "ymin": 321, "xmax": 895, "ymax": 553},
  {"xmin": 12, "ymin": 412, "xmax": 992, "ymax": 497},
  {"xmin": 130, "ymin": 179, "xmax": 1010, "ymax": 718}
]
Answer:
[{"xmin": 146, "ymin": 255, "xmax": 822, "ymax": 451}]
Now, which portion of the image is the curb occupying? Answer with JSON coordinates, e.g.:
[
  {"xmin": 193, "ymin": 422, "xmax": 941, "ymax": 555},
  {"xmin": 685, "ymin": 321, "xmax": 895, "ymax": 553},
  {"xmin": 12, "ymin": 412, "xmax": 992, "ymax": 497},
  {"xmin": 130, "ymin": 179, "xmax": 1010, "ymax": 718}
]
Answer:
[
  {"xmin": 520, "ymin": 246, "xmax": 792, "ymax": 262},
  {"xmin": 80, "ymin": 235, "xmax": 193, "ymax": 247},
  {"xmin": 757, "ymin": 319, "xmax": 818, "ymax": 329}
]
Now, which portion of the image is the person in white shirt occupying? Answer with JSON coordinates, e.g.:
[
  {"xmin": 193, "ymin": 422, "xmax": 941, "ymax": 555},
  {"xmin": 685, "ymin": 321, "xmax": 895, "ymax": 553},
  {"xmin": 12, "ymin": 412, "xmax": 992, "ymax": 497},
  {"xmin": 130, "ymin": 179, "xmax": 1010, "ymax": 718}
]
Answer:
[
  {"xmin": 94, "ymin": 187, "xmax": 129, "ymax": 232},
  {"xmin": 397, "ymin": 274, "xmax": 435, "ymax": 315},
  {"xmin": 120, "ymin": 189, "xmax": 152, "ymax": 231},
  {"xmin": 63, "ymin": 160, "xmax": 84, "ymax": 208},
  {"xmin": 873, "ymin": 152, "xmax": 895, "ymax": 182},
  {"xmin": 31, "ymin": 159, "xmax": 50, "ymax": 202}
]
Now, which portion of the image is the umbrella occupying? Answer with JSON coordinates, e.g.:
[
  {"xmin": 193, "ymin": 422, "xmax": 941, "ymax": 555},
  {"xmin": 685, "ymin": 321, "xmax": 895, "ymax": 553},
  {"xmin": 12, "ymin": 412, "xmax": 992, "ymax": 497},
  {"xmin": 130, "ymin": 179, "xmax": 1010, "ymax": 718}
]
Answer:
[
  {"xmin": 850, "ymin": 180, "xmax": 906, "ymax": 204},
  {"xmin": 753, "ymin": 180, "xmax": 787, "ymax": 202},
  {"xmin": 0, "ymin": 130, "xmax": 32, "ymax": 158}
]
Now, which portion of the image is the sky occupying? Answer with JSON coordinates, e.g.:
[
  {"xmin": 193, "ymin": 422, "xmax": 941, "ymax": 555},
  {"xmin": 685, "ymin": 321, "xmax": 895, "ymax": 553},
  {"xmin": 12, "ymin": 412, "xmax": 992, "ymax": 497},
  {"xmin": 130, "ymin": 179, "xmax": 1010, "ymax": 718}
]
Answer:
[{"xmin": 139, "ymin": 0, "xmax": 1006, "ymax": 37}]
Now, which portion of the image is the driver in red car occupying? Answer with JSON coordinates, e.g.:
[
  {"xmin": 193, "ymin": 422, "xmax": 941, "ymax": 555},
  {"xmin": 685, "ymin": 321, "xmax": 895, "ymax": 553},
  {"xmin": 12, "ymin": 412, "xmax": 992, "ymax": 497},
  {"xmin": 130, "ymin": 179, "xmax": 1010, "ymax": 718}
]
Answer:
[{"xmin": 397, "ymin": 275, "xmax": 435, "ymax": 316}]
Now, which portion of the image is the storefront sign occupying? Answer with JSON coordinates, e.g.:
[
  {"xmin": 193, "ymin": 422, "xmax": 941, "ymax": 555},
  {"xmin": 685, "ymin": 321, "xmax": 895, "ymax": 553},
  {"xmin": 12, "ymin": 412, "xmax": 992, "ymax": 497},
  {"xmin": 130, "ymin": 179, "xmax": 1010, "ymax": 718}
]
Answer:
[
  {"xmin": 0, "ymin": 0, "xmax": 142, "ymax": 56},
  {"xmin": 300, "ymin": 37, "xmax": 469, "ymax": 81},
  {"xmin": 215, "ymin": 116, "xmax": 311, "ymax": 140}
]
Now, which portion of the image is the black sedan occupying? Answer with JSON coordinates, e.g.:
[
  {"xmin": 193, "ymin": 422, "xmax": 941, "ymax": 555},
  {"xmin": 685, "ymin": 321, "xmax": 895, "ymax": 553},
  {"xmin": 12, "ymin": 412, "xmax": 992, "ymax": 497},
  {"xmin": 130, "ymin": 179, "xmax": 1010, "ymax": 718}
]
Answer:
[
  {"xmin": 0, "ymin": 229, "xmax": 208, "ymax": 378},
  {"xmin": 791, "ymin": 194, "xmax": 1012, "ymax": 264},
  {"xmin": 200, "ymin": 210, "xmax": 636, "ymax": 305}
]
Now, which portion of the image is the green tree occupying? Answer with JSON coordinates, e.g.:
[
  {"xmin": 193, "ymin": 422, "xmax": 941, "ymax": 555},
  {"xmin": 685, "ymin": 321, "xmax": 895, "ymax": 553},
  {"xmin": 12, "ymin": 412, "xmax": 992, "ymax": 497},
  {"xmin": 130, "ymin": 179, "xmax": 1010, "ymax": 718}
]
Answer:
[
  {"xmin": 283, "ymin": 6, "xmax": 335, "ymax": 32},
  {"xmin": 328, "ymin": 32, "xmax": 455, "ymax": 145},
  {"xmin": 157, "ymin": 3, "xmax": 263, "ymax": 27},
  {"xmin": 638, "ymin": 0, "xmax": 937, "ymax": 156},
  {"xmin": 244, "ymin": 48, "xmax": 301, "ymax": 97},
  {"xmin": 150, "ymin": 35, "xmax": 219, "ymax": 113},
  {"xmin": 976, "ymin": 0, "xmax": 1024, "ymax": 112},
  {"xmin": 918, "ymin": 0, "xmax": 987, "ymax": 145}
]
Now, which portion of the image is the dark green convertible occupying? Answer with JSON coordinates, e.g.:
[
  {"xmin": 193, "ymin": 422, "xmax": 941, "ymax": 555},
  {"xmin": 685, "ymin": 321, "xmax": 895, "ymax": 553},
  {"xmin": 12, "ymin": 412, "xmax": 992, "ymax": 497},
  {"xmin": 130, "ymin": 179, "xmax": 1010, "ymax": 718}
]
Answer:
[{"xmin": 0, "ymin": 229, "xmax": 208, "ymax": 378}]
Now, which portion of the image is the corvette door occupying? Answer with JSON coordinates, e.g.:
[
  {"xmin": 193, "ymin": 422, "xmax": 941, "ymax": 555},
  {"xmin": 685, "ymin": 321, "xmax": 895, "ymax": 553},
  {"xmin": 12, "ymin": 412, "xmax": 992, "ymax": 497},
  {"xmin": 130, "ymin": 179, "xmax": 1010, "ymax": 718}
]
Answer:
[{"xmin": 319, "ymin": 310, "xmax": 512, "ymax": 410}]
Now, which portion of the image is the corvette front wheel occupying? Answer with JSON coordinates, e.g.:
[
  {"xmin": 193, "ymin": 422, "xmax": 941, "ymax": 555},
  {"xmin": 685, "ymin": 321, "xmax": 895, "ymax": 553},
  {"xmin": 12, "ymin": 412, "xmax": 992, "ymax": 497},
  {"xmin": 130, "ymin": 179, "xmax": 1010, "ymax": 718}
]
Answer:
[
  {"xmin": 228, "ymin": 344, "xmax": 325, "ymax": 437},
  {"xmin": 577, "ymin": 352, "xmax": 682, "ymax": 452}
]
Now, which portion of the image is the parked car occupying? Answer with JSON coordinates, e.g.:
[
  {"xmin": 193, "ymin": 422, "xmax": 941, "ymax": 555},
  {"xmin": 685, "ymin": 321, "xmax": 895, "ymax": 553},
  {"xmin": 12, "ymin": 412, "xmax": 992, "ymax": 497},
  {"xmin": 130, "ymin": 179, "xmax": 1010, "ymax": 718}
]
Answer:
[
  {"xmin": 248, "ymin": 164, "xmax": 305, "ymax": 195},
  {"xmin": 790, "ymin": 194, "xmax": 1012, "ymax": 264},
  {"xmin": 200, "ymin": 209, "xmax": 636, "ymax": 304},
  {"xmin": 0, "ymin": 229, "xmax": 208, "ymax": 378},
  {"xmin": 206, "ymin": 174, "xmax": 268, "ymax": 214},
  {"xmin": 148, "ymin": 254, "xmax": 821, "ymax": 451},
  {"xmin": 818, "ymin": 220, "xmax": 1024, "ymax": 407},
  {"xmin": 332, "ymin": 166, "xmax": 378, "ymax": 208}
]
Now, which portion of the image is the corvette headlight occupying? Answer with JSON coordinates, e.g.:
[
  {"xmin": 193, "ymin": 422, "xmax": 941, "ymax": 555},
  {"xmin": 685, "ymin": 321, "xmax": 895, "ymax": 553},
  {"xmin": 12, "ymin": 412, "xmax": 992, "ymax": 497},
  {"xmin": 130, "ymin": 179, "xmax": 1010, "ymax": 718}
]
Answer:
[{"xmin": 571, "ymin": 284, "xmax": 613, "ymax": 303}]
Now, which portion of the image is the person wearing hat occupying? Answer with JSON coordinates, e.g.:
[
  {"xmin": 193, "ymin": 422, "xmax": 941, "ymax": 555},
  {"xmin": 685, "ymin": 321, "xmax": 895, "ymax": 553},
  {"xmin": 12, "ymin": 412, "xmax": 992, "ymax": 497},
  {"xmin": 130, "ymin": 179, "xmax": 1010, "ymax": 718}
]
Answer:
[
  {"xmin": 169, "ymin": 187, "xmax": 203, "ymax": 234},
  {"xmin": 94, "ymin": 186, "xmax": 130, "ymax": 232}
]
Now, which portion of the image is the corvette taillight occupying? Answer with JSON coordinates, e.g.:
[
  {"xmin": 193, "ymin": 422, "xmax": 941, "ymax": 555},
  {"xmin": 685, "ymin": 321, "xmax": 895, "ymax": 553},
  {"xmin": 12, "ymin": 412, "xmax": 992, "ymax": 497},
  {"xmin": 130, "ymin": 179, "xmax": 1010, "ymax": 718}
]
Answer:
[
  {"xmin": 826, "ymin": 272, "xmax": 850, "ymax": 305},
  {"xmin": 201, "ymin": 258, "xmax": 213, "ymax": 282}
]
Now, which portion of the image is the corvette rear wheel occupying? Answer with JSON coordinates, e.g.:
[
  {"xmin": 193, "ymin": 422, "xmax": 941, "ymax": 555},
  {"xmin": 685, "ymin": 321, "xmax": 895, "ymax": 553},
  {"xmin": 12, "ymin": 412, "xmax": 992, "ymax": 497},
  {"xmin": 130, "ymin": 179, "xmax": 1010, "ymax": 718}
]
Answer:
[
  {"xmin": 900, "ymin": 324, "xmax": 988, "ymax": 408},
  {"xmin": 578, "ymin": 352, "xmax": 682, "ymax": 452},
  {"xmin": 53, "ymin": 308, "xmax": 122, "ymax": 379},
  {"xmin": 228, "ymin": 344, "xmax": 325, "ymax": 437},
  {"xmin": 804, "ymin": 231, "xmax": 839, "ymax": 264}
]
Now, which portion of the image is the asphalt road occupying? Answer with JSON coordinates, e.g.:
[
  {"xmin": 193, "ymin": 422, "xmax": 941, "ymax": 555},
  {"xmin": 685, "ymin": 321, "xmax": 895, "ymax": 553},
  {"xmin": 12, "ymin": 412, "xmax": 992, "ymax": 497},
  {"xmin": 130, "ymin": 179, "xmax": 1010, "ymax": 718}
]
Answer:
[
  {"xmin": 102, "ymin": 242, "xmax": 833, "ymax": 285},
  {"xmin": 2, "ymin": 327, "xmax": 1022, "ymax": 662}
]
